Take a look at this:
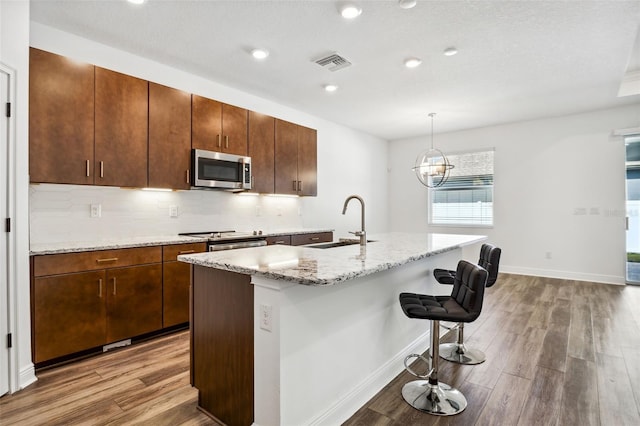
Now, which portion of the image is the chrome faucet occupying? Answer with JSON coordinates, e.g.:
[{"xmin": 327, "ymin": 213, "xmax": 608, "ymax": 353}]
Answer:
[{"xmin": 342, "ymin": 195, "xmax": 366, "ymax": 246}]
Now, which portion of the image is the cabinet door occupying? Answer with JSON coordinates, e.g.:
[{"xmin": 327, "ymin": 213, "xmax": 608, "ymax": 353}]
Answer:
[
  {"xmin": 162, "ymin": 242, "xmax": 206, "ymax": 328},
  {"xmin": 297, "ymin": 125, "xmax": 317, "ymax": 196},
  {"xmin": 192, "ymin": 95, "xmax": 222, "ymax": 152},
  {"xmin": 33, "ymin": 271, "xmax": 107, "ymax": 363},
  {"xmin": 29, "ymin": 48, "xmax": 95, "ymax": 185},
  {"xmin": 149, "ymin": 83, "xmax": 192, "ymax": 189},
  {"xmin": 221, "ymin": 104, "xmax": 248, "ymax": 156},
  {"xmin": 95, "ymin": 67, "xmax": 148, "ymax": 188},
  {"xmin": 274, "ymin": 119, "xmax": 299, "ymax": 195},
  {"xmin": 248, "ymin": 111, "xmax": 275, "ymax": 193},
  {"xmin": 106, "ymin": 264, "xmax": 162, "ymax": 343}
]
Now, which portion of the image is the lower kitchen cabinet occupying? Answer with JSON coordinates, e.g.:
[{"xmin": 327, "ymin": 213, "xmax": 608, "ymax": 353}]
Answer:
[
  {"xmin": 31, "ymin": 246, "xmax": 165, "ymax": 365},
  {"xmin": 162, "ymin": 242, "xmax": 207, "ymax": 328},
  {"xmin": 33, "ymin": 270, "xmax": 107, "ymax": 363},
  {"xmin": 106, "ymin": 264, "xmax": 162, "ymax": 343}
]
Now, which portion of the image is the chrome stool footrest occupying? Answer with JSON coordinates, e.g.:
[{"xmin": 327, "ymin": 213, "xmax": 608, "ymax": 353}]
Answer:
[{"xmin": 403, "ymin": 353, "xmax": 433, "ymax": 379}]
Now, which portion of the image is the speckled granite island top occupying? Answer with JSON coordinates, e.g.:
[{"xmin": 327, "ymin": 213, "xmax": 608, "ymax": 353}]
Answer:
[{"xmin": 178, "ymin": 232, "xmax": 486, "ymax": 286}]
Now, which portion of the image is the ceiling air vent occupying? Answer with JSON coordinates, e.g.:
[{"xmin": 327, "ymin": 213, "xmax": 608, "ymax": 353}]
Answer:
[{"xmin": 314, "ymin": 53, "xmax": 352, "ymax": 72}]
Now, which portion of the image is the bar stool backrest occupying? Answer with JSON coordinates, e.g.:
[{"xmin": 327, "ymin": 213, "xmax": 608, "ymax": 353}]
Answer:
[
  {"xmin": 451, "ymin": 260, "xmax": 489, "ymax": 322},
  {"xmin": 478, "ymin": 244, "xmax": 501, "ymax": 287}
]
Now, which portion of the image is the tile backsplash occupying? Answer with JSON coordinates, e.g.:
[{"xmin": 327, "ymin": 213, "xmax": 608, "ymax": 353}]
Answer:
[{"xmin": 30, "ymin": 184, "xmax": 303, "ymax": 244}]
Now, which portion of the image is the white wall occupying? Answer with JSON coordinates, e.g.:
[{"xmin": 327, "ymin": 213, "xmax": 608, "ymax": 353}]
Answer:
[
  {"xmin": 1, "ymin": 0, "xmax": 37, "ymax": 391},
  {"xmin": 389, "ymin": 104, "xmax": 640, "ymax": 284},
  {"xmin": 29, "ymin": 22, "xmax": 389, "ymax": 243}
]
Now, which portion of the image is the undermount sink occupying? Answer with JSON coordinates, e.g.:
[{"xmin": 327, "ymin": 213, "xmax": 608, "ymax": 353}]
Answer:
[{"xmin": 309, "ymin": 239, "xmax": 376, "ymax": 249}]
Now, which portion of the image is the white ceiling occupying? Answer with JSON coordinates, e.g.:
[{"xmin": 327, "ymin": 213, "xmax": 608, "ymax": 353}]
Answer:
[{"xmin": 30, "ymin": 0, "xmax": 640, "ymax": 140}]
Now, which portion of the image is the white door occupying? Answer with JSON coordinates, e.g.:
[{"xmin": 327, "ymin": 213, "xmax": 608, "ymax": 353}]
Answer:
[{"xmin": 0, "ymin": 67, "xmax": 9, "ymax": 397}]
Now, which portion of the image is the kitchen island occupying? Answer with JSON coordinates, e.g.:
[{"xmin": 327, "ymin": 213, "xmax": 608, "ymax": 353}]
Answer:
[{"xmin": 179, "ymin": 232, "xmax": 485, "ymax": 426}]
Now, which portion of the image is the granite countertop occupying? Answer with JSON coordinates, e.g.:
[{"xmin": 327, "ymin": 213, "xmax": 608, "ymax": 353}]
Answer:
[
  {"xmin": 178, "ymin": 232, "xmax": 486, "ymax": 286},
  {"xmin": 29, "ymin": 228, "xmax": 334, "ymax": 255}
]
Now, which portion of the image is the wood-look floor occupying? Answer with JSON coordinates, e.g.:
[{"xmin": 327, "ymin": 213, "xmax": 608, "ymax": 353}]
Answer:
[
  {"xmin": 345, "ymin": 273, "xmax": 640, "ymax": 426},
  {"xmin": 1, "ymin": 274, "xmax": 640, "ymax": 425}
]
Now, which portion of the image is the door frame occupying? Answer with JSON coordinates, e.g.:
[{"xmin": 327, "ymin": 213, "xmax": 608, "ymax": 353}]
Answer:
[{"xmin": 0, "ymin": 62, "xmax": 17, "ymax": 395}]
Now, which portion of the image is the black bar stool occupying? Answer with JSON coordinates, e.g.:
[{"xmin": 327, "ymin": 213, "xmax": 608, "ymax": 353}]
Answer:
[
  {"xmin": 399, "ymin": 260, "xmax": 489, "ymax": 415},
  {"xmin": 434, "ymin": 243, "xmax": 501, "ymax": 365}
]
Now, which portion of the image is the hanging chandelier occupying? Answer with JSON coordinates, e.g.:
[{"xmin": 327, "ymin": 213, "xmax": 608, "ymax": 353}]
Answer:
[{"xmin": 412, "ymin": 113, "xmax": 454, "ymax": 188}]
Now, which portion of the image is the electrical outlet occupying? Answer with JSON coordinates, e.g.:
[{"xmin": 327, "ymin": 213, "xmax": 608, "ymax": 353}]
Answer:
[
  {"xmin": 169, "ymin": 205, "xmax": 178, "ymax": 218},
  {"xmin": 90, "ymin": 204, "xmax": 101, "ymax": 218},
  {"xmin": 545, "ymin": 251, "xmax": 552, "ymax": 260},
  {"xmin": 259, "ymin": 304, "xmax": 272, "ymax": 332}
]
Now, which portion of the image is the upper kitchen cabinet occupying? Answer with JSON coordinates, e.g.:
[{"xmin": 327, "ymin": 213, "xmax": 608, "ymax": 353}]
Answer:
[
  {"xmin": 95, "ymin": 67, "xmax": 148, "ymax": 188},
  {"xmin": 275, "ymin": 119, "xmax": 317, "ymax": 196},
  {"xmin": 149, "ymin": 83, "xmax": 192, "ymax": 190},
  {"xmin": 248, "ymin": 111, "xmax": 275, "ymax": 194},
  {"xmin": 29, "ymin": 48, "xmax": 95, "ymax": 185},
  {"xmin": 192, "ymin": 95, "xmax": 248, "ymax": 156}
]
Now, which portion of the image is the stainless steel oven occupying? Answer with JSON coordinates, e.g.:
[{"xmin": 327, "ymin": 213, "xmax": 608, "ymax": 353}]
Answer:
[{"xmin": 191, "ymin": 149, "xmax": 251, "ymax": 191}]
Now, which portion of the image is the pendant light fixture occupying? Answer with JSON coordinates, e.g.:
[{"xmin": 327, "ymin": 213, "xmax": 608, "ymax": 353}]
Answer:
[{"xmin": 413, "ymin": 113, "xmax": 454, "ymax": 188}]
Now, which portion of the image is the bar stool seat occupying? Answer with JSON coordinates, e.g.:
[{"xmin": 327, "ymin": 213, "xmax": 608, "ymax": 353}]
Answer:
[
  {"xmin": 399, "ymin": 260, "xmax": 488, "ymax": 416},
  {"xmin": 433, "ymin": 243, "xmax": 501, "ymax": 365}
]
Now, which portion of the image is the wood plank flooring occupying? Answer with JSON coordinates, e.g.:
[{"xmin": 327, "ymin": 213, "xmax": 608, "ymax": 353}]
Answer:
[
  {"xmin": 344, "ymin": 274, "xmax": 640, "ymax": 426},
  {"xmin": 0, "ymin": 331, "xmax": 217, "ymax": 425},
  {"xmin": 1, "ymin": 274, "xmax": 640, "ymax": 425}
]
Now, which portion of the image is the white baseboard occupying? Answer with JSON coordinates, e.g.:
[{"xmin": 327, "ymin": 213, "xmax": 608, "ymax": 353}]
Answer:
[
  {"xmin": 307, "ymin": 330, "xmax": 430, "ymax": 426},
  {"xmin": 18, "ymin": 363, "xmax": 37, "ymax": 391},
  {"xmin": 502, "ymin": 265, "xmax": 625, "ymax": 285}
]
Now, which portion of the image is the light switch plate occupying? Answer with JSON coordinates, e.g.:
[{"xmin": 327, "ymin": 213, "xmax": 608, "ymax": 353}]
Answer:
[
  {"xmin": 169, "ymin": 205, "xmax": 178, "ymax": 218},
  {"xmin": 90, "ymin": 204, "xmax": 101, "ymax": 218}
]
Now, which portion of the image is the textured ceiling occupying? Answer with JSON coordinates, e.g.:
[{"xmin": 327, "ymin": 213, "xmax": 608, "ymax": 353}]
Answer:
[{"xmin": 30, "ymin": 0, "xmax": 640, "ymax": 140}]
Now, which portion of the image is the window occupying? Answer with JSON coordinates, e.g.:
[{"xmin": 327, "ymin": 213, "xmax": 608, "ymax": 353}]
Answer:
[{"xmin": 429, "ymin": 149, "xmax": 494, "ymax": 226}]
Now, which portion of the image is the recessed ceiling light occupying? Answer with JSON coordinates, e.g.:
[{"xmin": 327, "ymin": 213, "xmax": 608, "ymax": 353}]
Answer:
[
  {"xmin": 251, "ymin": 49, "xmax": 270, "ymax": 60},
  {"xmin": 404, "ymin": 57, "xmax": 422, "ymax": 68},
  {"xmin": 443, "ymin": 47, "xmax": 458, "ymax": 56},
  {"xmin": 340, "ymin": 4, "xmax": 362, "ymax": 19},
  {"xmin": 398, "ymin": 0, "xmax": 417, "ymax": 9},
  {"xmin": 324, "ymin": 84, "xmax": 339, "ymax": 92},
  {"xmin": 127, "ymin": 0, "xmax": 146, "ymax": 4}
]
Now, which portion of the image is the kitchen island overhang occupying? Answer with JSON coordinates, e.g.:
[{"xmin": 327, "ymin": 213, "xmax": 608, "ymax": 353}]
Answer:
[{"xmin": 179, "ymin": 232, "xmax": 486, "ymax": 426}]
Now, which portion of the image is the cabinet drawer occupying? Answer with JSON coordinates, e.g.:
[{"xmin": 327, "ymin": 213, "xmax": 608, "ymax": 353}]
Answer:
[
  {"xmin": 33, "ymin": 246, "xmax": 162, "ymax": 277},
  {"xmin": 163, "ymin": 242, "xmax": 207, "ymax": 261},
  {"xmin": 291, "ymin": 232, "xmax": 333, "ymax": 246},
  {"xmin": 265, "ymin": 235, "xmax": 291, "ymax": 246}
]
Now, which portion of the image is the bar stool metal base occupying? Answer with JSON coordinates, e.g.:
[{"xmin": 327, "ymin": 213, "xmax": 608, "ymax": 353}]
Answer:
[
  {"xmin": 401, "ymin": 380, "xmax": 467, "ymax": 416},
  {"xmin": 439, "ymin": 342, "xmax": 486, "ymax": 365}
]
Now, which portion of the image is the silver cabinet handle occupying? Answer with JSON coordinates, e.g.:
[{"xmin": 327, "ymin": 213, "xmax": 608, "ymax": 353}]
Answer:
[
  {"xmin": 224, "ymin": 135, "xmax": 229, "ymax": 149},
  {"xmin": 98, "ymin": 278, "xmax": 103, "ymax": 297},
  {"xmin": 310, "ymin": 237, "xmax": 320, "ymax": 241},
  {"xmin": 100, "ymin": 161, "xmax": 104, "ymax": 178},
  {"xmin": 292, "ymin": 180, "xmax": 297, "ymax": 191},
  {"xmin": 274, "ymin": 240, "xmax": 286, "ymax": 244},
  {"xmin": 86, "ymin": 160, "xmax": 90, "ymax": 177},
  {"xmin": 298, "ymin": 181, "xmax": 303, "ymax": 192},
  {"xmin": 217, "ymin": 134, "xmax": 221, "ymax": 148},
  {"xmin": 178, "ymin": 250, "xmax": 195, "ymax": 255},
  {"xmin": 112, "ymin": 277, "xmax": 117, "ymax": 295},
  {"xmin": 186, "ymin": 169, "xmax": 190, "ymax": 184}
]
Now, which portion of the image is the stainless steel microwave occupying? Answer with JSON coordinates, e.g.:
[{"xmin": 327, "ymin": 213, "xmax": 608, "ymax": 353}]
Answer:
[{"xmin": 191, "ymin": 149, "xmax": 251, "ymax": 191}]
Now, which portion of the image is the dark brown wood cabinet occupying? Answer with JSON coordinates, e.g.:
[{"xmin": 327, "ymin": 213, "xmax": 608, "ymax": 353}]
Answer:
[
  {"xmin": 275, "ymin": 119, "xmax": 318, "ymax": 196},
  {"xmin": 32, "ymin": 246, "xmax": 163, "ymax": 364},
  {"xmin": 192, "ymin": 267, "xmax": 254, "ymax": 426},
  {"xmin": 33, "ymin": 270, "xmax": 107, "ymax": 363},
  {"xmin": 149, "ymin": 83, "xmax": 192, "ymax": 190},
  {"xmin": 106, "ymin": 264, "xmax": 162, "ymax": 343},
  {"xmin": 192, "ymin": 95, "xmax": 248, "ymax": 156},
  {"xmin": 291, "ymin": 232, "xmax": 332, "ymax": 246},
  {"xmin": 265, "ymin": 235, "xmax": 292, "ymax": 245},
  {"xmin": 29, "ymin": 48, "xmax": 95, "ymax": 185},
  {"xmin": 248, "ymin": 111, "xmax": 275, "ymax": 194},
  {"xmin": 162, "ymin": 242, "xmax": 207, "ymax": 328},
  {"xmin": 95, "ymin": 67, "xmax": 149, "ymax": 188}
]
